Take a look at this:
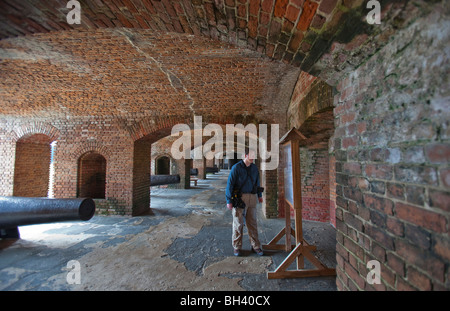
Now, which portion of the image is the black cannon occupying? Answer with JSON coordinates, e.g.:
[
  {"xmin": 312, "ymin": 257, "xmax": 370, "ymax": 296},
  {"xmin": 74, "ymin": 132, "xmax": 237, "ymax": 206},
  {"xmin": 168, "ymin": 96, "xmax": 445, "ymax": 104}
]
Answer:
[
  {"xmin": 205, "ymin": 166, "xmax": 219, "ymax": 174},
  {"xmin": 150, "ymin": 174, "xmax": 181, "ymax": 186},
  {"xmin": 190, "ymin": 168, "xmax": 199, "ymax": 176},
  {"xmin": 0, "ymin": 196, "xmax": 96, "ymax": 239}
]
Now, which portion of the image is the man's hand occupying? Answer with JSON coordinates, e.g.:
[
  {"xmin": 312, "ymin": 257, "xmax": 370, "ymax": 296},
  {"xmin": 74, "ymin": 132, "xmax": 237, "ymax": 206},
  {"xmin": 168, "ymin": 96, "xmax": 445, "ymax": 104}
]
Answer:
[
  {"xmin": 227, "ymin": 203, "xmax": 233, "ymax": 210},
  {"xmin": 258, "ymin": 197, "xmax": 263, "ymax": 203}
]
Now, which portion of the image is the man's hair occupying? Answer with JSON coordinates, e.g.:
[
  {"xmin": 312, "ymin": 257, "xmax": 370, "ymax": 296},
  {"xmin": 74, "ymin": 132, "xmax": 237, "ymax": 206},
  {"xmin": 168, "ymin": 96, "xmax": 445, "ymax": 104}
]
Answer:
[{"xmin": 244, "ymin": 147, "xmax": 256, "ymax": 156}]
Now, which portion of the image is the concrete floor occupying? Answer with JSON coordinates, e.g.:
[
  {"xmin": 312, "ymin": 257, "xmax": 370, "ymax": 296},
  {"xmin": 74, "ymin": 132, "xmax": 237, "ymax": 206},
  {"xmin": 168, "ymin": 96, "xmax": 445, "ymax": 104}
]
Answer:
[{"xmin": 0, "ymin": 170, "xmax": 337, "ymax": 291}]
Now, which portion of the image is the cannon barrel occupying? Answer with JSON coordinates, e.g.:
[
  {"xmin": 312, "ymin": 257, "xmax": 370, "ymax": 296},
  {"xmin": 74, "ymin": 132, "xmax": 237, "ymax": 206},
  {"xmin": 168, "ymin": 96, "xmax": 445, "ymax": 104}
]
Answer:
[
  {"xmin": 205, "ymin": 167, "xmax": 219, "ymax": 173},
  {"xmin": 150, "ymin": 174, "xmax": 180, "ymax": 186},
  {"xmin": 0, "ymin": 196, "xmax": 96, "ymax": 230},
  {"xmin": 190, "ymin": 168, "xmax": 199, "ymax": 176}
]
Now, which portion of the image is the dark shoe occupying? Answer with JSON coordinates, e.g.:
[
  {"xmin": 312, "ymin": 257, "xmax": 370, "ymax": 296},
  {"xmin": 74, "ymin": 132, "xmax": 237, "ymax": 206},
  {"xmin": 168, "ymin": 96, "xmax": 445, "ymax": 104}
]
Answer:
[
  {"xmin": 253, "ymin": 247, "xmax": 264, "ymax": 256},
  {"xmin": 233, "ymin": 249, "xmax": 241, "ymax": 256}
]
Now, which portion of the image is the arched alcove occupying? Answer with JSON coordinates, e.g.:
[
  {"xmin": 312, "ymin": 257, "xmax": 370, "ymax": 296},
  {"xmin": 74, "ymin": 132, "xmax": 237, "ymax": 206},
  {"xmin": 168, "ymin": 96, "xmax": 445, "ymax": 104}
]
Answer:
[
  {"xmin": 156, "ymin": 156, "xmax": 171, "ymax": 175},
  {"xmin": 77, "ymin": 151, "xmax": 107, "ymax": 199},
  {"xmin": 13, "ymin": 133, "xmax": 53, "ymax": 197}
]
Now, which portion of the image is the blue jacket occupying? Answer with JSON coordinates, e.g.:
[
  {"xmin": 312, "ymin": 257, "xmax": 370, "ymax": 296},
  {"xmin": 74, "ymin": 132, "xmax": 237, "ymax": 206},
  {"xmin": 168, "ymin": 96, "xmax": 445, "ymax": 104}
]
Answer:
[{"xmin": 226, "ymin": 160, "xmax": 262, "ymax": 204}]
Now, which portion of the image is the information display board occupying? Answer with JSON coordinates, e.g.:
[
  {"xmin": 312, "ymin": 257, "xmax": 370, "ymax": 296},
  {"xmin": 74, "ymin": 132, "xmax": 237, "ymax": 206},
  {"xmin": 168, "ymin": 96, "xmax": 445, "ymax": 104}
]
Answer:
[
  {"xmin": 283, "ymin": 143, "xmax": 293, "ymax": 208},
  {"xmin": 265, "ymin": 128, "xmax": 336, "ymax": 279}
]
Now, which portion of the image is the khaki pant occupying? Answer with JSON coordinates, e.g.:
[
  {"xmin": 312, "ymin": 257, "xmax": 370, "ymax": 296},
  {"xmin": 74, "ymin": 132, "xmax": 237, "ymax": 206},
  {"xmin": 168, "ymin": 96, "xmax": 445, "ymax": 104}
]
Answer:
[{"xmin": 231, "ymin": 193, "xmax": 261, "ymax": 250}]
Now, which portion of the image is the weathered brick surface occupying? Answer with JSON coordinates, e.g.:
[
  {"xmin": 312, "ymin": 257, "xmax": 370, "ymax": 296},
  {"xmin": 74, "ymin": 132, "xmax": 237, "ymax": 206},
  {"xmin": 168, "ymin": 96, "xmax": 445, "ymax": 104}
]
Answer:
[
  {"xmin": 0, "ymin": 29, "xmax": 299, "ymax": 125},
  {"xmin": 299, "ymin": 147, "xmax": 332, "ymax": 222},
  {"xmin": 282, "ymin": 0, "xmax": 449, "ymax": 291},
  {"xmin": 0, "ymin": 0, "xmax": 447, "ymax": 292},
  {"xmin": 0, "ymin": 0, "xmax": 348, "ymax": 72},
  {"xmin": 329, "ymin": 2, "xmax": 450, "ymax": 290}
]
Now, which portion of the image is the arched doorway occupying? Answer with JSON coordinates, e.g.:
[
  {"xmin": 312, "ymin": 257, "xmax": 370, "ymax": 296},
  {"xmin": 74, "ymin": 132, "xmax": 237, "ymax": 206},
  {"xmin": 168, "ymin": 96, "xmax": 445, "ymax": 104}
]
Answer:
[
  {"xmin": 77, "ymin": 152, "xmax": 106, "ymax": 199},
  {"xmin": 13, "ymin": 133, "xmax": 53, "ymax": 197},
  {"xmin": 156, "ymin": 156, "xmax": 171, "ymax": 175}
]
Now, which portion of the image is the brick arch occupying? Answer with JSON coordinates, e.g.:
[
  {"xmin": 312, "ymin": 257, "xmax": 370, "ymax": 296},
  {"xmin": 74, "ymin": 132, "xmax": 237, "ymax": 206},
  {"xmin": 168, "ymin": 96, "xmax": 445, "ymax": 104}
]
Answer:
[
  {"xmin": 72, "ymin": 144, "xmax": 110, "ymax": 202},
  {"xmin": 288, "ymin": 71, "xmax": 334, "ymax": 131},
  {"xmin": 280, "ymin": 71, "xmax": 336, "ymax": 223},
  {"xmin": 1, "ymin": 28, "xmax": 298, "ymax": 122},
  {"xmin": 131, "ymin": 114, "xmax": 274, "ymax": 215},
  {"xmin": 128, "ymin": 115, "xmax": 191, "ymax": 142},
  {"xmin": 77, "ymin": 151, "xmax": 107, "ymax": 199},
  {"xmin": 12, "ymin": 130, "xmax": 56, "ymax": 198},
  {"xmin": 71, "ymin": 141, "xmax": 112, "ymax": 162},
  {"xmin": 11, "ymin": 123, "xmax": 58, "ymax": 198},
  {"xmin": 11, "ymin": 122, "xmax": 59, "ymax": 143},
  {"xmin": 129, "ymin": 114, "xmax": 269, "ymax": 142},
  {"xmin": 154, "ymin": 153, "xmax": 173, "ymax": 175}
]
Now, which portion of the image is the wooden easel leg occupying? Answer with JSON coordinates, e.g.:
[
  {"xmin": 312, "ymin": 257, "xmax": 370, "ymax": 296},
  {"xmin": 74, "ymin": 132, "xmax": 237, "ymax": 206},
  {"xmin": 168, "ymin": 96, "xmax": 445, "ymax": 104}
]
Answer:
[
  {"xmin": 262, "ymin": 227, "xmax": 296, "ymax": 251},
  {"xmin": 285, "ymin": 203, "xmax": 291, "ymax": 252},
  {"xmin": 267, "ymin": 240, "xmax": 336, "ymax": 279},
  {"xmin": 267, "ymin": 243, "xmax": 304, "ymax": 279}
]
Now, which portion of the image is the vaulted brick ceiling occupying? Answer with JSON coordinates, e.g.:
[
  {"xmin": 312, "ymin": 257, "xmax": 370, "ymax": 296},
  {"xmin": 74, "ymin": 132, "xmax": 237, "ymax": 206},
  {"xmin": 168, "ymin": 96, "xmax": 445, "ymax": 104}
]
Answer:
[
  {"xmin": 0, "ymin": 28, "xmax": 299, "ymax": 123},
  {"xmin": 0, "ymin": 0, "xmax": 414, "ymax": 123},
  {"xmin": 0, "ymin": 0, "xmax": 355, "ymax": 69}
]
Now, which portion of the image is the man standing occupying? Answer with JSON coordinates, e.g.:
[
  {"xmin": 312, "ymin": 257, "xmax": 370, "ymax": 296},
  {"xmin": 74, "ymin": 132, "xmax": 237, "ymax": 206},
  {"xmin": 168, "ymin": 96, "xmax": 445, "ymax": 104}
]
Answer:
[{"xmin": 226, "ymin": 148, "xmax": 264, "ymax": 256}]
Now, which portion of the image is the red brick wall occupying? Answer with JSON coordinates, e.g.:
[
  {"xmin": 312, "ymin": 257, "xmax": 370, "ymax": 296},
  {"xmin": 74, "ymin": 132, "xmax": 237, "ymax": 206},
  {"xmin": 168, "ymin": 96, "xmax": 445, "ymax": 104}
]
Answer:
[
  {"xmin": 329, "ymin": 154, "xmax": 337, "ymax": 227},
  {"xmin": 300, "ymin": 147, "xmax": 331, "ymax": 222},
  {"xmin": 278, "ymin": 146, "xmax": 335, "ymax": 224},
  {"xmin": 0, "ymin": 122, "xmax": 59, "ymax": 197},
  {"xmin": 0, "ymin": 29, "xmax": 299, "ymax": 128},
  {"xmin": 13, "ymin": 134, "xmax": 52, "ymax": 197},
  {"xmin": 283, "ymin": 2, "xmax": 449, "ymax": 290},
  {"xmin": 332, "ymin": 5, "xmax": 449, "ymax": 290},
  {"xmin": 50, "ymin": 119, "xmax": 134, "ymax": 215},
  {"xmin": 288, "ymin": 71, "xmax": 318, "ymax": 127}
]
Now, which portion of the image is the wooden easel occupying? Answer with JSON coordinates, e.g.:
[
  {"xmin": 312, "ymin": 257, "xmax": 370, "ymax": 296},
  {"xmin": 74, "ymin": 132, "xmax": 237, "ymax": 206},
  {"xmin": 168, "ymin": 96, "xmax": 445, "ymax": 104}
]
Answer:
[{"xmin": 264, "ymin": 128, "xmax": 336, "ymax": 279}]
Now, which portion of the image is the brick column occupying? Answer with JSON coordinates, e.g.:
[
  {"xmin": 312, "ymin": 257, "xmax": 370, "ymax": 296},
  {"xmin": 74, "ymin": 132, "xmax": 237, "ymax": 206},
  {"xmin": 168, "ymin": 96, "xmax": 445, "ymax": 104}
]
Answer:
[
  {"xmin": 261, "ymin": 125, "xmax": 279, "ymax": 218},
  {"xmin": 194, "ymin": 157, "xmax": 206, "ymax": 179},
  {"xmin": 174, "ymin": 158, "xmax": 191, "ymax": 189},
  {"xmin": 132, "ymin": 138, "xmax": 151, "ymax": 216},
  {"xmin": 0, "ymin": 130, "xmax": 16, "ymax": 196}
]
